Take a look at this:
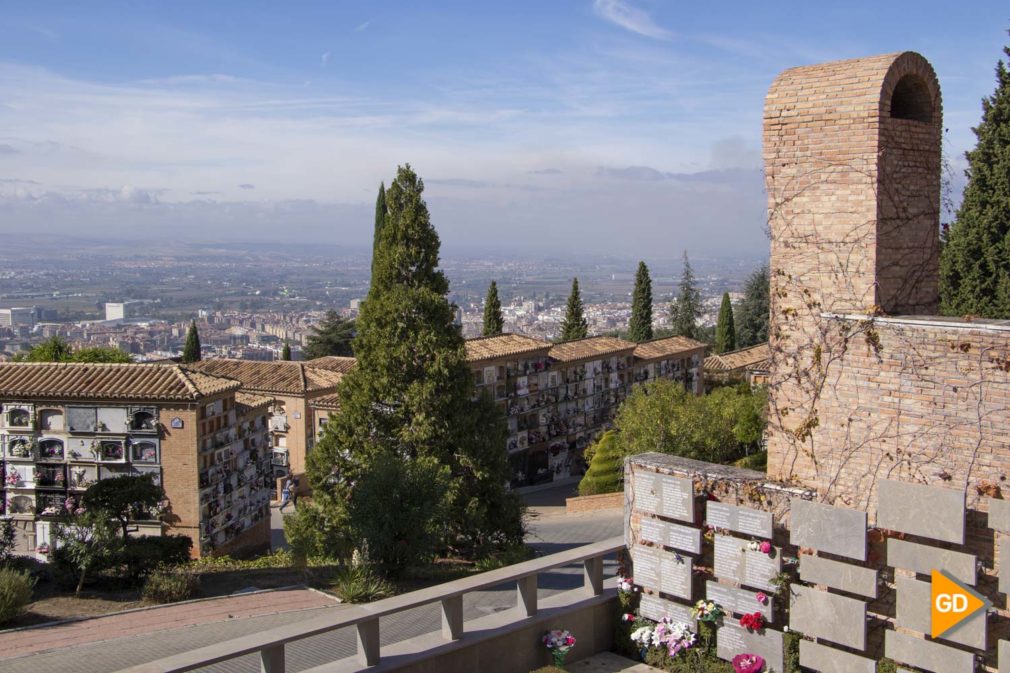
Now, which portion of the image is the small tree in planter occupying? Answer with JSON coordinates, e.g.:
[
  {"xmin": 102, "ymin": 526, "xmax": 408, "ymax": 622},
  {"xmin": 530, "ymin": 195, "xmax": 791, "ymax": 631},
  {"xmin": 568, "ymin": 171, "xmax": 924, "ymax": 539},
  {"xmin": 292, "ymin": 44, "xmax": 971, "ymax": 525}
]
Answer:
[
  {"xmin": 52, "ymin": 510, "xmax": 122, "ymax": 595},
  {"xmin": 578, "ymin": 431, "xmax": 623, "ymax": 496},
  {"xmin": 82, "ymin": 474, "xmax": 164, "ymax": 543}
]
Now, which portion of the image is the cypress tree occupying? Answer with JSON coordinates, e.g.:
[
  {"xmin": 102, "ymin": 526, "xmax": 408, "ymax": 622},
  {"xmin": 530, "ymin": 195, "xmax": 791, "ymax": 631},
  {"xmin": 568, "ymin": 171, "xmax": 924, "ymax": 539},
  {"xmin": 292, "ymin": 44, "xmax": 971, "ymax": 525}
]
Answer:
[
  {"xmin": 714, "ymin": 292, "xmax": 737, "ymax": 354},
  {"xmin": 307, "ymin": 165, "xmax": 522, "ymax": 565},
  {"xmin": 182, "ymin": 321, "xmax": 201, "ymax": 363},
  {"xmin": 940, "ymin": 38, "xmax": 1010, "ymax": 317},
  {"xmin": 629, "ymin": 261, "xmax": 654, "ymax": 342},
  {"xmin": 559, "ymin": 278, "xmax": 589, "ymax": 341},
  {"xmin": 577, "ymin": 431, "xmax": 623, "ymax": 496},
  {"xmin": 281, "ymin": 342, "xmax": 291, "ymax": 361},
  {"xmin": 670, "ymin": 251, "xmax": 701, "ymax": 340},
  {"xmin": 369, "ymin": 182, "xmax": 386, "ymax": 286},
  {"xmin": 482, "ymin": 280, "xmax": 504, "ymax": 336},
  {"xmin": 735, "ymin": 264, "xmax": 769, "ymax": 347}
]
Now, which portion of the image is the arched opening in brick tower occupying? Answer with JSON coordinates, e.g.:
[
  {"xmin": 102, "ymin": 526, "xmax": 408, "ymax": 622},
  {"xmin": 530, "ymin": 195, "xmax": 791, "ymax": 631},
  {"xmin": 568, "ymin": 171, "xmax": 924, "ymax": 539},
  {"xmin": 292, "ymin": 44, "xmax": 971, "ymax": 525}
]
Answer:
[{"xmin": 889, "ymin": 74, "xmax": 933, "ymax": 122}]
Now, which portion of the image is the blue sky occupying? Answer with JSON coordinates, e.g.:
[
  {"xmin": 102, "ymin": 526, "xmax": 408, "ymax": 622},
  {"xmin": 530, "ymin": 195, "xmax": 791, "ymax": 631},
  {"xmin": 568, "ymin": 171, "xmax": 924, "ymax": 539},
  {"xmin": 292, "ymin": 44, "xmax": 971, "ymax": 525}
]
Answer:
[{"xmin": 0, "ymin": 1, "xmax": 1006, "ymax": 256}]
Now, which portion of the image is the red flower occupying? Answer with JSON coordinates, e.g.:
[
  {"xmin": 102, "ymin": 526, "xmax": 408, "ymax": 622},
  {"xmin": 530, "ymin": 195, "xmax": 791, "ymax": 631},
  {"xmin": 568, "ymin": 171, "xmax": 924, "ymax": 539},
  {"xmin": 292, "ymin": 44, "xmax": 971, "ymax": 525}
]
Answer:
[
  {"xmin": 738, "ymin": 612, "xmax": 765, "ymax": 631},
  {"xmin": 732, "ymin": 653, "xmax": 765, "ymax": 673}
]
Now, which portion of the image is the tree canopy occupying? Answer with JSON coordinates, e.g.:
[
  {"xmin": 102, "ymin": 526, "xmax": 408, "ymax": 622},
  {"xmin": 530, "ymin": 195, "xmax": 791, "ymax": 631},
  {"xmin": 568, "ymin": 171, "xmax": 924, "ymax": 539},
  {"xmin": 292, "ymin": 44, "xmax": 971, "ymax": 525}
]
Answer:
[
  {"xmin": 281, "ymin": 342, "xmax": 292, "ymax": 361},
  {"xmin": 940, "ymin": 38, "xmax": 1010, "ymax": 317},
  {"xmin": 181, "ymin": 321, "xmax": 201, "ymax": 363},
  {"xmin": 307, "ymin": 164, "xmax": 522, "ymax": 570},
  {"xmin": 13, "ymin": 336, "xmax": 131, "ymax": 363},
  {"xmin": 483, "ymin": 280, "xmax": 504, "ymax": 336},
  {"xmin": 303, "ymin": 311, "xmax": 356, "ymax": 359},
  {"xmin": 559, "ymin": 277, "xmax": 589, "ymax": 341},
  {"xmin": 81, "ymin": 474, "xmax": 165, "ymax": 543},
  {"xmin": 629, "ymin": 261, "xmax": 654, "ymax": 343},
  {"xmin": 670, "ymin": 251, "xmax": 701, "ymax": 340},
  {"xmin": 714, "ymin": 292, "xmax": 737, "ymax": 354},
  {"xmin": 735, "ymin": 264, "xmax": 769, "ymax": 348}
]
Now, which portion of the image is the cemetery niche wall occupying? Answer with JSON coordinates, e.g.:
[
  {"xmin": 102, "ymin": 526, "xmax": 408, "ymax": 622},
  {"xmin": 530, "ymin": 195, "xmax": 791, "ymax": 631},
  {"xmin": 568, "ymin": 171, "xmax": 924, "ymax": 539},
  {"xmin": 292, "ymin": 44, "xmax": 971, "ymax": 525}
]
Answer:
[{"xmin": 624, "ymin": 453, "xmax": 1010, "ymax": 673}]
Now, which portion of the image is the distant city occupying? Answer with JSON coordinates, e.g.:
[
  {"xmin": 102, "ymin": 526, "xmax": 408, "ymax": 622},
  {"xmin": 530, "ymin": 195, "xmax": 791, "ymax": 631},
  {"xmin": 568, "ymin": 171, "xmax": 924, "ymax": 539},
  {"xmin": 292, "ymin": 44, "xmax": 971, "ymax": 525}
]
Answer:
[{"xmin": 0, "ymin": 238, "xmax": 766, "ymax": 360}]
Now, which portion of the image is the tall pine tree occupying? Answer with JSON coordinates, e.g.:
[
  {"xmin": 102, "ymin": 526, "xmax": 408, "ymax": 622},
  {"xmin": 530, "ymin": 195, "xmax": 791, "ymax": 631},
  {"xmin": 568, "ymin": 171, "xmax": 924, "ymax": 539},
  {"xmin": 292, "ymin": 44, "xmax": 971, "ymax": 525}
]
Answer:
[
  {"xmin": 182, "ymin": 321, "xmax": 201, "ymax": 363},
  {"xmin": 307, "ymin": 165, "xmax": 522, "ymax": 565},
  {"xmin": 304, "ymin": 311, "xmax": 355, "ymax": 359},
  {"xmin": 940, "ymin": 38, "xmax": 1010, "ymax": 317},
  {"xmin": 370, "ymin": 182, "xmax": 386, "ymax": 286},
  {"xmin": 735, "ymin": 264, "xmax": 769, "ymax": 348},
  {"xmin": 483, "ymin": 281, "xmax": 504, "ymax": 336},
  {"xmin": 559, "ymin": 277, "xmax": 589, "ymax": 341},
  {"xmin": 628, "ymin": 261, "xmax": 654, "ymax": 342},
  {"xmin": 670, "ymin": 251, "xmax": 701, "ymax": 340},
  {"xmin": 281, "ymin": 342, "xmax": 291, "ymax": 361},
  {"xmin": 714, "ymin": 292, "xmax": 737, "ymax": 354}
]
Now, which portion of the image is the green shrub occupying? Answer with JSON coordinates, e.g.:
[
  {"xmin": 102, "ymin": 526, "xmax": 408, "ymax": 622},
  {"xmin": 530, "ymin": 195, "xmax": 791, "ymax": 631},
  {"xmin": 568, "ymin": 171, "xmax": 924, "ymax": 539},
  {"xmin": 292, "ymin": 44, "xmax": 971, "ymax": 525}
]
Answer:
[
  {"xmin": 142, "ymin": 568, "xmax": 200, "ymax": 604},
  {"xmin": 121, "ymin": 535, "xmax": 193, "ymax": 581},
  {"xmin": 578, "ymin": 431, "xmax": 623, "ymax": 496},
  {"xmin": 331, "ymin": 566, "xmax": 393, "ymax": 603},
  {"xmin": 474, "ymin": 543, "xmax": 535, "ymax": 571},
  {"xmin": 530, "ymin": 668, "xmax": 567, "ymax": 673},
  {"xmin": 0, "ymin": 568, "xmax": 35, "ymax": 624},
  {"xmin": 733, "ymin": 450, "xmax": 767, "ymax": 471}
]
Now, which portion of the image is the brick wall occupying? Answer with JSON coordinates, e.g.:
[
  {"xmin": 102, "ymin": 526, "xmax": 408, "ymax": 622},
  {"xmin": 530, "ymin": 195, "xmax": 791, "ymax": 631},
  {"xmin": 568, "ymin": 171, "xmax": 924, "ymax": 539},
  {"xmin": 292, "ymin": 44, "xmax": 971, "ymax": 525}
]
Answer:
[
  {"xmin": 760, "ymin": 51, "xmax": 1009, "ymax": 513},
  {"xmin": 159, "ymin": 402, "xmax": 202, "ymax": 554}
]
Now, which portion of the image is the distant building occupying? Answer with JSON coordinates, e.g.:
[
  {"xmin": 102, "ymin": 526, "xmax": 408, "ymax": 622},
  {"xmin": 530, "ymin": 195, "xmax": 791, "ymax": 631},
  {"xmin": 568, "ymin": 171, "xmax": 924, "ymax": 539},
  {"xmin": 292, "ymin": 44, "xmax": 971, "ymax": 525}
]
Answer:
[
  {"xmin": 0, "ymin": 308, "xmax": 36, "ymax": 330},
  {"xmin": 704, "ymin": 343, "xmax": 770, "ymax": 389},
  {"xmin": 0, "ymin": 362, "xmax": 273, "ymax": 558}
]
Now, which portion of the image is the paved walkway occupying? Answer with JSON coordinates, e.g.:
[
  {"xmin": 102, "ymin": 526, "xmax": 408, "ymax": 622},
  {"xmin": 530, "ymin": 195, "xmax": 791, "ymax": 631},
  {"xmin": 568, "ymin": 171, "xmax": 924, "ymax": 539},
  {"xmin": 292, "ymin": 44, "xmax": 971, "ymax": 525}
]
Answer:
[{"xmin": 0, "ymin": 484, "xmax": 623, "ymax": 673}]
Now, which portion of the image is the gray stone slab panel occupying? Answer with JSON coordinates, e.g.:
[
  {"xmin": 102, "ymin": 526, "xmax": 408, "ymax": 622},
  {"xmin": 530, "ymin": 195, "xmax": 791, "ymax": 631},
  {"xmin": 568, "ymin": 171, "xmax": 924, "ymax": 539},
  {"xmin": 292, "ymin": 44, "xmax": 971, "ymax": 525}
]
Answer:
[
  {"xmin": 789, "ymin": 585, "xmax": 866, "ymax": 650},
  {"xmin": 887, "ymin": 538, "xmax": 976, "ymax": 585},
  {"xmin": 799, "ymin": 554, "xmax": 877, "ymax": 598},
  {"xmin": 638, "ymin": 516, "xmax": 702, "ymax": 555},
  {"xmin": 877, "ymin": 479, "xmax": 965, "ymax": 544},
  {"xmin": 895, "ymin": 575, "xmax": 986, "ymax": 650},
  {"xmin": 657, "ymin": 473, "xmax": 694, "ymax": 522},
  {"xmin": 799, "ymin": 640, "xmax": 875, "ymax": 673},
  {"xmin": 632, "ymin": 471, "xmax": 660, "ymax": 514},
  {"xmin": 988, "ymin": 498, "xmax": 1010, "ymax": 533},
  {"xmin": 638, "ymin": 593, "xmax": 695, "ymax": 626},
  {"xmin": 1000, "ymin": 535, "xmax": 1010, "ymax": 596},
  {"xmin": 659, "ymin": 554, "xmax": 693, "ymax": 600},
  {"xmin": 631, "ymin": 546, "xmax": 660, "ymax": 589},
  {"xmin": 713, "ymin": 534, "xmax": 781, "ymax": 592},
  {"xmin": 707, "ymin": 501, "xmax": 773, "ymax": 538},
  {"xmin": 706, "ymin": 581, "xmax": 773, "ymax": 621},
  {"xmin": 885, "ymin": 629, "xmax": 975, "ymax": 673},
  {"xmin": 790, "ymin": 498, "xmax": 867, "ymax": 560},
  {"xmin": 1000, "ymin": 639, "xmax": 1010, "ymax": 673},
  {"xmin": 716, "ymin": 623, "xmax": 783, "ymax": 673}
]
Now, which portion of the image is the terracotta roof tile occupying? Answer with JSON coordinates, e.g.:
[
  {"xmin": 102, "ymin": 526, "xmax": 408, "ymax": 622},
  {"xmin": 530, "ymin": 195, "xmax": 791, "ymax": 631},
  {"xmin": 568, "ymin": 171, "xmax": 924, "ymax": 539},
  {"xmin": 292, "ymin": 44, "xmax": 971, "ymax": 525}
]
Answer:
[
  {"xmin": 235, "ymin": 391, "xmax": 273, "ymax": 413},
  {"xmin": 306, "ymin": 356, "xmax": 357, "ymax": 374},
  {"xmin": 464, "ymin": 333, "xmax": 552, "ymax": 363},
  {"xmin": 189, "ymin": 359, "xmax": 343, "ymax": 395},
  {"xmin": 704, "ymin": 343, "xmax": 771, "ymax": 372},
  {"xmin": 633, "ymin": 336, "xmax": 708, "ymax": 361},
  {"xmin": 0, "ymin": 362, "xmax": 240, "ymax": 401},
  {"xmin": 548, "ymin": 336, "xmax": 637, "ymax": 363},
  {"xmin": 310, "ymin": 392, "xmax": 341, "ymax": 411}
]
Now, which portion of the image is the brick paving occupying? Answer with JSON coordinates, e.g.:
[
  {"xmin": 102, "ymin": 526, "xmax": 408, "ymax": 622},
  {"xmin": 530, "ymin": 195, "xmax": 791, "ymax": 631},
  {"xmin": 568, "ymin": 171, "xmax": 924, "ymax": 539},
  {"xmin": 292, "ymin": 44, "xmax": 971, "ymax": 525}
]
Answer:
[{"xmin": 0, "ymin": 485, "xmax": 622, "ymax": 673}]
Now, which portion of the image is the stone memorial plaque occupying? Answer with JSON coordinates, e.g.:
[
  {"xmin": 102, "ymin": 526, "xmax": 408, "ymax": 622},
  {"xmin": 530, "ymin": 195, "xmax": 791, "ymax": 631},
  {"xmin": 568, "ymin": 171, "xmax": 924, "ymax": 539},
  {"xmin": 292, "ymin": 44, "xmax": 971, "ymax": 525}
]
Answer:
[
  {"xmin": 989, "ymin": 498, "xmax": 1010, "ymax": 533},
  {"xmin": 895, "ymin": 575, "xmax": 986, "ymax": 650},
  {"xmin": 743, "ymin": 548, "xmax": 781, "ymax": 592},
  {"xmin": 789, "ymin": 585, "xmax": 866, "ymax": 650},
  {"xmin": 1000, "ymin": 640, "xmax": 1010, "ymax": 673},
  {"xmin": 877, "ymin": 479, "xmax": 965, "ymax": 544},
  {"xmin": 707, "ymin": 501, "xmax": 773, "ymax": 538},
  {"xmin": 714, "ymin": 535, "xmax": 780, "ymax": 592},
  {"xmin": 885, "ymin": 630, "xmax": 974, "ymax": 673},
  {"xmin": 887, "ymin": 538, "xmax": 975, "ymax": 585},
  {"xmin": 633, "ymin": 471, "xmax": 659, "ymax": 514},
  {"xmin": 799, "ymin": 555, "xmax": 877, "ymax": 598},
  {"xmin": 638, "ymin": 516, "xmax": 702, "ymax": 554},
  {"xmin": 631, "ymin": 546, "xmax": 661, "ymax": 588},
  {"xmin": 659, "ymin": 555, "xmax": 693, "ymax": 600},
  {"xmin": 716, "ymin": 623, "xmax": 783, "ymax": 673},
  {"xmin": 1002, "ymin": 537, "xmax": 1010, "ymax": 596},
  {"xmin": 790, "ymin": 498, "xmax": 867, "ymax": 560},
  {"xmin": 639, "ymin": 593, "xmax": 695, "ymax": 625},
  {"xmin": 799, "ymin": 640, "xmax": 875, "ymax": 673},
  {"xmin": 714, "ymin": 534, "xmax": 744, "ymax": 581},
  {"xmin": 657, "ymin": 473, "xmax": 694, "ymax": 522},
  {"xmin": 706, "ymin": 581, "xmax": 773, "ymax": 620}
]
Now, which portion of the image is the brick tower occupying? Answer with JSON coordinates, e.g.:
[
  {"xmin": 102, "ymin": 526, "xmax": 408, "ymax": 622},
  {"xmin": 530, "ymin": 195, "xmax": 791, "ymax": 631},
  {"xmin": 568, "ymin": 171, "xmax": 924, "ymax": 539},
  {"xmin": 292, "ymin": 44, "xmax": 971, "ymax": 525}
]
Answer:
[{"xmin": 764, "ymin": 52, "xmax": 944, "ymax": 492}]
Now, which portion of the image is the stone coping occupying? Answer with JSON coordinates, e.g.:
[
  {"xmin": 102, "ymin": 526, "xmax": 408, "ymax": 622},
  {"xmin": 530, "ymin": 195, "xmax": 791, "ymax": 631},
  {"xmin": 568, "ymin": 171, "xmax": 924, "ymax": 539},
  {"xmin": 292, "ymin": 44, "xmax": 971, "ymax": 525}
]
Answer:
[{"xmin": 823, "ymin": 312, "xmax": 1010, "ymax": 332}]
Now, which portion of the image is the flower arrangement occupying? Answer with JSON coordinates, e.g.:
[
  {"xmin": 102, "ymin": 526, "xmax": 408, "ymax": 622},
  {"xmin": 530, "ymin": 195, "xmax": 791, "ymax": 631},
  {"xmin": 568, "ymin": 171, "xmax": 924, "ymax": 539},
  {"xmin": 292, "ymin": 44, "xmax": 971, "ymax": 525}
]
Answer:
[
  {"xmin": 691, "ymin": 599, "xmax": 724, "ymax": 623},
  {"xmin": 542, "ymin": 629, "xmax": 576, "ymax": 668},
  {"xmin": 35, "ymin": 543, "xmax": 50, "ymax": 555},
  {"xmin": 745, "ymin": 540, "xmax": 773, "ymax": 555},
  {"xmin": 617, "ymin": 576, "xmax": 637, "ymax": 593},
  {"xmin": 630, "ymin": 618, "xmax": 697, "ymax": 658},
  {"xmin": 732, "ymin": 653, "xmax": 766, "ymax": 673},
  {"xmin": 755, "ymin": 592, "xmax": 768, "ymax": 605},
  {"xmin": 738, "ymin": 612, "xmax": 765, "ymax": 631},
  {"xmin": 5, "ymin": 469, "xmax": 22, "ymax": 487}
]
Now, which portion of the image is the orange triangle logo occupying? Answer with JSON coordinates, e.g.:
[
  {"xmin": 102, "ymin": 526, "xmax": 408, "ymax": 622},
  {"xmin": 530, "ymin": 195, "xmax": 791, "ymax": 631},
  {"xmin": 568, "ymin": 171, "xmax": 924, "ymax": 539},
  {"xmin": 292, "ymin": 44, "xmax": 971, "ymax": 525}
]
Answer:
[{"xmin": 931, "ymin": 569, "xmax": 990, "ymax": 639}]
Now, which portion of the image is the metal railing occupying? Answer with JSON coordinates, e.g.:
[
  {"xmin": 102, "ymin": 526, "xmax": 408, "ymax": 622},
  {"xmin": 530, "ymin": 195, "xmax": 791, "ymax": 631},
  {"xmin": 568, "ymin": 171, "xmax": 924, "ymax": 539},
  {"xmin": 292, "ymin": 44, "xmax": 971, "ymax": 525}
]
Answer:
[{"xmin": 117, "ymin": 536, "xmax": 624, "ymax": 673}]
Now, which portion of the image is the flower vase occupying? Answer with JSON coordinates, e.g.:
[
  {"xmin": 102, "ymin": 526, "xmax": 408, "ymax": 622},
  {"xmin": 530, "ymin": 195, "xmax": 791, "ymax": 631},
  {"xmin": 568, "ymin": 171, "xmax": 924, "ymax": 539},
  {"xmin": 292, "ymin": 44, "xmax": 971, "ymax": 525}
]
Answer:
[{"xmin": 551, "ymin": 650, "xmax": 568, "ymax": 669}]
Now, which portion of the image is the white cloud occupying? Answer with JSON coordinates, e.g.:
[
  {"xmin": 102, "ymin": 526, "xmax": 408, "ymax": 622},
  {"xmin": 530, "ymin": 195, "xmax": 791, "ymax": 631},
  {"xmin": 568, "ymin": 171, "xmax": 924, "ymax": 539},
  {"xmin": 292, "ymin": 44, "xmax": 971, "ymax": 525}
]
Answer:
[
  {"xmin": 592, "ymin": 0, "xmax": 672, "ymax": 41},
  {"xmin": 321, "ymin": 51, "xmax": 330, "ymax": 66},
  {"xmin": 355, "ymin": 20, "xmax": 371, "ymax": 32}
]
